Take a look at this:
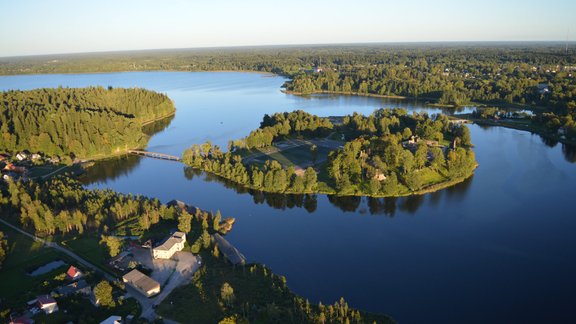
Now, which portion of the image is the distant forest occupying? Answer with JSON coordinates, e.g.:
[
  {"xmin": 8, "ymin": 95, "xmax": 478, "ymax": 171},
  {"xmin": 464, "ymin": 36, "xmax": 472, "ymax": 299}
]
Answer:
[
  {"xmin": 1, "ymin": 44, "xmax": 573, "ymax": 134},
  {"xmin": 0, "ymin": 87, "xmax": 174, "ymax": 159}
]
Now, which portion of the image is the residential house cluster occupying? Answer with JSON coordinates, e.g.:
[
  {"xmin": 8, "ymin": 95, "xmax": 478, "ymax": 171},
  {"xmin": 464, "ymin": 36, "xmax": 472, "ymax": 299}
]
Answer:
[
  {"xmin": 0, "ymin": 153, "xmax": 29, "ymax": 182},
  {"xmin": 8, "ymin": 265, "xmax": 108, "ymax": 323}
]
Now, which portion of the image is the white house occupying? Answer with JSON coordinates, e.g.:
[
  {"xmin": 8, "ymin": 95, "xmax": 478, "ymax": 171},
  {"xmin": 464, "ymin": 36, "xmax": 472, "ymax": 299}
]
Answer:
[
  {"xmin": 152, "ymin": 232, "xmax": 186, "ymax": 259},
  {"xmin": 36, "ymin": 295, "xmax": 58, "ymax": 314},
  {"xmin": 16, "ymin": 152, "xmax": 28, "ymax": 161}
]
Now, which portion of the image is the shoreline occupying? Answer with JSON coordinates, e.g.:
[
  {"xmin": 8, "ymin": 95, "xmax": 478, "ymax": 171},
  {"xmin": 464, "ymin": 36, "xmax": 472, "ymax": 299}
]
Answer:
[
  {"xmin": 187, "ymin": 164, "xmax": 478, "ymax": 199},
  {"xmin": 282, "ymin": 89, "xmax": 550, "ymax": 112},
  {"xmin": 140, "ymin": 110, "xmax": 176, "ymax": 126}
]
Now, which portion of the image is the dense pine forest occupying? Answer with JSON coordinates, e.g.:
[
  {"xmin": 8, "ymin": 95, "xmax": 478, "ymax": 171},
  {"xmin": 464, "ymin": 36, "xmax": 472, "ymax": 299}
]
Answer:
[
  {"xmin": 182, "ymin": 109, "xmax": 477, "ymax": 197},
  {"xmin": 0, "ymin": 87, "xmax": 174, "ymax": 160}
]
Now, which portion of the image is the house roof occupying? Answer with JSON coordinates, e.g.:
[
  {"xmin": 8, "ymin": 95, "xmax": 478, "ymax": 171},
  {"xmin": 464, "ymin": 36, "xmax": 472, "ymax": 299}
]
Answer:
[
  {"xmin": 154, "ymin": 232, "xmax": 186, "ymax": 251},
  {"xmin": 37, "ymin": 295, "xmax": 57, "ymax": 306},
  {"xmin": 123, "ymin": 269, "xmax": 160, "ymax": 293},
  {"xmin": 67, "ymin": 265, "xmax": 81, "ymax": 278},
  {"xmin": 9, "ymin": 316, "xmax": 33, "ymax": 324},
  {"xmin": 100, "ymin": 315, "xmax": 122, "ymax": 324},
  {"xmin": 56, "ymin": 279, "xmax": 89, "ymax": 295}
]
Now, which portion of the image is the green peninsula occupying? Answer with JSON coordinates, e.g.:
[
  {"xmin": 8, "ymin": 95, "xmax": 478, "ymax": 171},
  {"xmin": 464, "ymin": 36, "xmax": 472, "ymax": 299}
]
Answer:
[
  {"xmin": 0, "ymin": 87, "xmax": 175, "ymax": 161},
  {"xmin": 182, "ymin": 109, "xmax": 477, "ymax": 197}
]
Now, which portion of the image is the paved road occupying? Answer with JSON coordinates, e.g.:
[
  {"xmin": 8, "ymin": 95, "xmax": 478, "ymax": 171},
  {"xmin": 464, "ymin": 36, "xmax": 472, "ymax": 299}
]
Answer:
[{"xmin": 0, "ymin": 218, "xmax": 116, "ymax": 282}]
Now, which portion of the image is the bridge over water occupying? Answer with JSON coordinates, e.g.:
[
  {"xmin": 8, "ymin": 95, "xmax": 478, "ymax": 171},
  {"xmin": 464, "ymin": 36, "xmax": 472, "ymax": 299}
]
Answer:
[{"xmin": 128, "ymin": 150, "xmax": 181, "ymax": 162}]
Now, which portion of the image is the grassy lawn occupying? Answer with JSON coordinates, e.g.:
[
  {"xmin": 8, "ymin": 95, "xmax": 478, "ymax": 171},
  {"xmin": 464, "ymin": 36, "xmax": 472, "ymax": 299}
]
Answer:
[
  {"xmin": 420, "ymin": 168, "xmax": 447, "ymax": 185},
  {"xmin": 256, "ymin": 144, "xmax": 334, "ymax": 168},
  {"xmin": 61, "ymin": 236, "xmax": 107, "ymax": 266},
  {"xmin": 0, "ymin": 223, "xmax": 74, "ymax": 307}
]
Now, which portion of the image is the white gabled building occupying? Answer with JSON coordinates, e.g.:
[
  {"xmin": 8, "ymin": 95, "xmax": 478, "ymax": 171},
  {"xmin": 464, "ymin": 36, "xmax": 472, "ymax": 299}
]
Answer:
[{"xmin": 152, "ymin": 231, "xmax": 186, "ymax": 259}]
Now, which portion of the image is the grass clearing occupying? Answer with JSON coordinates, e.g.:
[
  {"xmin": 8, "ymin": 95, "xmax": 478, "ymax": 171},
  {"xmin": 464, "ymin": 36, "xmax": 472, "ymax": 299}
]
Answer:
[
  {"xmin": 255, "ymin": 144, "xmax": 334, "ymax": 168},
  {"xmin": 27, "ymin": 164, "xmax": 69, "ymax": 179},
  {"xmin": 62, "ymin": 236, "xmax": 107, "ymax": 266}
]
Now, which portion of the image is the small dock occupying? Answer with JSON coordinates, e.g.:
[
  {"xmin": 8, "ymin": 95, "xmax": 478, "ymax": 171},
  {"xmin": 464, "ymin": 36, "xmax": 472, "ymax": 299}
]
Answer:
[
  {"xmin": 128, "ymin": 150, "xmax": 181, "ymax": 162},
  {"xmin": 213, "ymin": 233, "xmax": 246, "ymax": 265}
]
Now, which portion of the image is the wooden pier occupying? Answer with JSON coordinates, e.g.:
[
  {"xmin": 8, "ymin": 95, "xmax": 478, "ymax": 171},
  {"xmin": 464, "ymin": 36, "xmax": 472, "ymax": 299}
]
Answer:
[{"xmin": 128, "ymin": 150, "xmax": 181, "ymax": 162}]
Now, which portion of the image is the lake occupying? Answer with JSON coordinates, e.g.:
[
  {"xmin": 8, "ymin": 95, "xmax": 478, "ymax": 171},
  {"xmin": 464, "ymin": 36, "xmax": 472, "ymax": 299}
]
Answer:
[{"xmin": 1, "ymin": 72, "xmax": 575, "ymax": 323}]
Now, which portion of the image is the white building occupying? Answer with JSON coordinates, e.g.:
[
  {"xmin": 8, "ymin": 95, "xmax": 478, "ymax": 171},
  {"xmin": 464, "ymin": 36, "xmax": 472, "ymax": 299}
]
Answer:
[{"xmin": 152, "ymin": 231, "xmax": 186, "ymax": 259}]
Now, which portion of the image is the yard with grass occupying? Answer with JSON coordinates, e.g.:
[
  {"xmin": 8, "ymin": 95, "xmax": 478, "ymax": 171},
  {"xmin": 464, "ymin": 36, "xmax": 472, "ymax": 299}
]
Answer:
[
  {"xmin": 61, "ymin": 236, "xmax": 108, "ymax": 267},
  {"xmin": 0, "ymin": 223, "xmax": 75, "ymax": 308}
]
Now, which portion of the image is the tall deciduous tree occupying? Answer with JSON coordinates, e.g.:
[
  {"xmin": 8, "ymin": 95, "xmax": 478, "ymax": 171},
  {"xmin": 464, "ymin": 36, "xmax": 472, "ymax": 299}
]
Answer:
[
  {"xmin": 100, "ymin": 235, "xmax": 122, "ymax": 258},
  {"xmin": 93, "ymin": 280, "xmax": 115, "ymax": 307},
  {"xmin": 178, "ymin": 209, "xmax": 193, "ymax": 233}
]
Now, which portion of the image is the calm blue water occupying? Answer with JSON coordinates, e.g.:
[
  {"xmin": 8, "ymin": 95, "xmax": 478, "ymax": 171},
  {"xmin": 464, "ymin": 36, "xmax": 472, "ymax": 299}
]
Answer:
[{"xmin": 1, "ymin": 72, "xmax": 575, "ymax": 324}]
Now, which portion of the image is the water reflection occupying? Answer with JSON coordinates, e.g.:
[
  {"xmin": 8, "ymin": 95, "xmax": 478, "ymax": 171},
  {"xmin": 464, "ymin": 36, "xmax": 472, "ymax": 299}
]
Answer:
[
  {"xmin": 540, "ymin": 136, "xmax": 558, "ymax": 148},
  {"xmin": 81, "ymin": 154, "xmax": 142, "ymax": 185},
  {"xmin": 474, "ymin": 124, "xmax": 576, "ymax": 163},
  {"xmin": 81, "ymin": 115, "xmax": 175, "ymax": 185},
  {"xmin": 562, "ymin": 144, "xmax": 576, "ymax": 163},
  {"xmin": 181, "ymin": 166, "xmax": 476, "ymax": 215},
  {"xmin": 142, "ymin": 114, "xmax": 175, "ymax": 136}
]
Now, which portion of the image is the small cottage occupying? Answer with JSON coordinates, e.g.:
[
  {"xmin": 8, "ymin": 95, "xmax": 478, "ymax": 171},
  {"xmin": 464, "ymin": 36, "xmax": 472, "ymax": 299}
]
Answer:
[
  {"xmin": 36, "ymin": 295, "xmax": 58, "ymax": 314},
  {"xmin": 66, "ymin": 265, "xmax": 83, "ymax": 280}
]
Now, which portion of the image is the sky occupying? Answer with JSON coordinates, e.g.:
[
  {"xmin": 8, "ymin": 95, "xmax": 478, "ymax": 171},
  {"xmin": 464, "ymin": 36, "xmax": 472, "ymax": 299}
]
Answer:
[{"xmin": 1, "ymin": 0, "xmax": 575, "ymax": 57}]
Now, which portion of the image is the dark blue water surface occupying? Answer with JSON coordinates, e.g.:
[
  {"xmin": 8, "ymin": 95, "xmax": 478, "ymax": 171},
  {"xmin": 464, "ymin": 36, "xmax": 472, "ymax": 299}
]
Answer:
[{"xmin": 1, "ymin": 72, "xmax": 575, "ymax": 323}]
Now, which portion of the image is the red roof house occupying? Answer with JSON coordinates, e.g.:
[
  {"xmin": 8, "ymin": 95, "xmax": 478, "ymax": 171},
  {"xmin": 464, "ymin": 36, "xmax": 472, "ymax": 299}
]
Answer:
[
  {"xmin": 66, "ymin": 265, "xmax": 83, "ymax": 280},
  {"xmin": 3, "ymin": 163, "xmax": 26, "ymax": 173}
]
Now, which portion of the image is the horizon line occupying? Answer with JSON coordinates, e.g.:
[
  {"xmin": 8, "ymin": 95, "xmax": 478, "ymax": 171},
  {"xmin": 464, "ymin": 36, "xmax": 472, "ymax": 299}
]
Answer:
[{"xmin": 2, "ymin": 40, "xmax": 575, "ymax": 59}]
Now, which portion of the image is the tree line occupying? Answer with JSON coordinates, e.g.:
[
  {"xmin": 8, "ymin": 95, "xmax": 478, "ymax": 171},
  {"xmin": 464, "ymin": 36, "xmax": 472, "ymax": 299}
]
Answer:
[
  {"xmin": 0, "ymin": 176, "xmax": 220, "ymax": 244},
  {"xmin": 0, "ymin": 87, "xmax": 174, "ymax": 160}
]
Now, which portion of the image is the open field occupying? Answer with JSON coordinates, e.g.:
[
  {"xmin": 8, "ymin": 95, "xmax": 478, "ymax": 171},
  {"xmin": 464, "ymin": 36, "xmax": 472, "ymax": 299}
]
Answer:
[
  {"xmin": 256, "ymin": 144, "xmax": 334, "ymax": 168},
  {"xmin": 245, "ymin": 137, "xmax": 343, "ymax": 169}
]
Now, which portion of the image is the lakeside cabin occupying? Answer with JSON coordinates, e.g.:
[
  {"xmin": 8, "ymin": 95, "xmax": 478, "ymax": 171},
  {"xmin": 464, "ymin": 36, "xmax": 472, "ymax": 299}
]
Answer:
[
  {"xmin": 152, "ymin": 231, "xmax": 186, "ymax": 259},
  {"xmin": 122, "ymin": 269, "xmax": 160, "ymax": 297}
]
